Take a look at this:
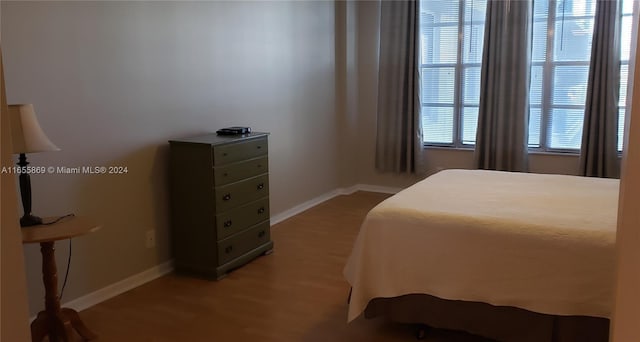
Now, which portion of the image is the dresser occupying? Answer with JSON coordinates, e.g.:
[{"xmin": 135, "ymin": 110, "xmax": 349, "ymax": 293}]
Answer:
[{"xmin": 168, "ymin": 132, "xmax": 273, "ymax": 279}]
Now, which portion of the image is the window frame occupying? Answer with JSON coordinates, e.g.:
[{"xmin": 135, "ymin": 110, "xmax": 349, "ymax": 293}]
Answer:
[
  {"xmin": 420, "ymin": 0, "xmax": 481, "ymax": 149},
  {"xmin": 529, "ymin": 1, "xmax": 595, "ymax": 153},
  {"xmin": 618, "ymin": 8, "xmax": 633, "ymax": 152}
]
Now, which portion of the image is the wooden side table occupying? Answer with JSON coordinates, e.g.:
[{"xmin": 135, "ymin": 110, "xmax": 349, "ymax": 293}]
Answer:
[{"xmin": 22, "ymin": 216, "xmax": 101, "ymax": 342}]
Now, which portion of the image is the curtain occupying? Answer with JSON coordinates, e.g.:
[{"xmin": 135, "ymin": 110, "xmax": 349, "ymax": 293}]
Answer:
[
  {"xmin": 579, "ymin": 0, "xmax": 621, "ymax": 178},
  {"xmin": 474, "ymin": 0, "xmax": 533, "ymax": 172},
  {"xmin": 375, "ymin": 0, "xmax": 423, "ymax": 174}
]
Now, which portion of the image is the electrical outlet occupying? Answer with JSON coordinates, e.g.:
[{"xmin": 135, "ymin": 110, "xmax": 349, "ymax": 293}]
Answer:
[{"xmin": 145, "ymin": 230, "xmax": 156, "ymax": 248}]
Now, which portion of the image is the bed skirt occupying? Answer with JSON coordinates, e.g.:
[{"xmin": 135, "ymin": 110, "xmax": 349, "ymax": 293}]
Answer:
[{"xmin": 363, "ymin": 294, "xmax": 609, "ymax": 342}]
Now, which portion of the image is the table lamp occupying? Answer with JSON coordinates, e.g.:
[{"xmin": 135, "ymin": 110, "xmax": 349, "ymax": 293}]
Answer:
[{"xmin": 9, "ymin": 104, "xmax": 60, "ymax": 227}]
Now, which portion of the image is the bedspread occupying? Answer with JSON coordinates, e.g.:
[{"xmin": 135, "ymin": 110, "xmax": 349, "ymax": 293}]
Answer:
[{"xmin": 344, "ymin": 169, "xmax": 619, "ymax": 321}]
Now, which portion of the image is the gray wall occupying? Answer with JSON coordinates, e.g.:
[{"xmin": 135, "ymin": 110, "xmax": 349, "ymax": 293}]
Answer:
[
  {"xmin": 1, "ymin": 1, "xmax": 340, "ymax": 315},
  {"xmin": 1, "ymin": 0, "xmax": 593, "ymax": 317}
]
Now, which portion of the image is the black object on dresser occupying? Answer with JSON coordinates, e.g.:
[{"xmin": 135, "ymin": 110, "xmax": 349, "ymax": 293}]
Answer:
[{"xmin": 168, "ymin": 132, "xmax": 273, "ymax": 279}]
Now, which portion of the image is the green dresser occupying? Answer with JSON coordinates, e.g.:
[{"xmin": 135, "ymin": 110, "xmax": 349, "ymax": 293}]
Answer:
[{"xmin": 168, "ymin": 132, "xmax": 273, "ymax": 279}]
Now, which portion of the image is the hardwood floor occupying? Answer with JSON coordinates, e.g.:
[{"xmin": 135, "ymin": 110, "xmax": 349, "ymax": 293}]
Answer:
[{"xmin": 77, "ymin": 192, "xmax": 490, "ymax": 341}]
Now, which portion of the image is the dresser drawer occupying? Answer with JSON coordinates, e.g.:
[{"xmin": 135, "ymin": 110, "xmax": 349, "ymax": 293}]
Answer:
[
  {"xmin": 212, "ymin": 137, "xmax": 268, "ymax": 166},
  {"xmin": 215, "ymin": 197, "xmax": 269, "ymax": 240},
  {"xmin": 213, "ymin": 156, "xmax": 268, "ymax": 186},
  {"xmin": 217, "ymin": 221, "xmax": 271, "ymax": 265},
  {"xmin": 214, "ymin": 174, "xmax": 269, "ymax": 212}
]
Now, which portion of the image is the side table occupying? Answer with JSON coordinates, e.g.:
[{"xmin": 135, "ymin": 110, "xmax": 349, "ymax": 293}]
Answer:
[{"xmin": 22, "ymin": 216, "xmax": 101, "ymax": 342}]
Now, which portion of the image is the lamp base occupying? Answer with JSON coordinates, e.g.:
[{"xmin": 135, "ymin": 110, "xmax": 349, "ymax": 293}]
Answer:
[{"xmin": 21, "ymin": 214, "xmax": 43, "ymax": 227}]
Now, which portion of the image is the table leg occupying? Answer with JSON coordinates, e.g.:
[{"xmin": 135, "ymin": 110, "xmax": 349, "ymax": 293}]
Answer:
[
  {"xmin": 31, "ymin": 242, "xmax": 97, "ymax": 341},
  {"xmin": 31, "ymin": 311, "xmax": 70, "ymax": 342},
  {"xmin": 30, "ymin": 311, "xmax": 49, "ymax": 342},
  {"xmin": 62, "ymin": 308, "xmax": 97, "ymax": 340}
]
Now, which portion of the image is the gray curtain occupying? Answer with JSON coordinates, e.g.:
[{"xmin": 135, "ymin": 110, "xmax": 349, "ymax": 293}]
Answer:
[
  {"xmin": 474, "ymin": 0, "xmax": 533, "ymax": 172},
  {"xmin": 579, "ymin": 0, "xmax": 621, "ymax": 178},
  {"xmin": 375, "ymin": 0, "xmax": 423, "ymax": 174}
]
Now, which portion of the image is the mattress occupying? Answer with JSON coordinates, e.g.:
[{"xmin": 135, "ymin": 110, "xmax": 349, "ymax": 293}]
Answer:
[{"xmin": 344, "ymin": 169, "xmax": 619, "ymax": 322}]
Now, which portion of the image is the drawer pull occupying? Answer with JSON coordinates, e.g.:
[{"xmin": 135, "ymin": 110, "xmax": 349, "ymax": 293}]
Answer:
[
  {"xmin": 257, "ymin": 164, "xmax": 262, "ymax": 168},
  {"xmin": 257, "ymin": 183, "xmax": 264, "ymax": 190},
  {"xmin": 223, "ymin": 220, "xmax": 233, "ymax": 228},
  {"xmin": 258, "ymin": 230, "xmax": 265, "ymax": 238},
  {"xmin": 225, "ymin": 246, "xmax": 233, "ymax": 254},
  {"xmin": 223, "ymin": 172, "xmax": 228, "ymax": 177},
  {"xmin": 257, "ymin": 145, "xmax": 262, "ymax": 150},
  {"xmin": 257, "ymin": 207, "xmax": 265, "ymax": 214},
  {"xmin": 223, "ymin": 152, "xmax": 228, "ymax": 157},
  {"xmin": 223, "ymin": 193, "xmax": 231, "ymax": 201}
]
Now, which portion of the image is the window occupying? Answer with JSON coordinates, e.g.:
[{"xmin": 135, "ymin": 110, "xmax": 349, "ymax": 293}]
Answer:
[
  {"xmin": 420, "ymin": 0, "xmax": 487, "ymax": 147},
  {"xmin": 419, "ymin": 0, "xmax": 632, "ymax": 152},
  {"xmin": 529, "ymin": 0, "xmax": 596, "ymax": 151},
  {"xmin": 619, "ymin": 0, "xmax": 634, "ymax": 151}
]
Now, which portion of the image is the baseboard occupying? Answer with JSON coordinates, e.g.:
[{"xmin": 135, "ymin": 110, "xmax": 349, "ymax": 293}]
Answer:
[
  {"xmin": 270, "ymin": 189, "xmax": 345, "ymax": 226},
  {"xmin": 349, "ymin": 184, "xmax": 403, "ymax": 195},
  {"xmin": 270, "ymin": 183, "xmax": 402, "ymax": 226},
  {"xmin": 62, "ymin": 260, "xmax": 174, "ymax": 312},
  {"xmin": 338, "ymin": 184, "xmax": 360, "ymax": 195}
]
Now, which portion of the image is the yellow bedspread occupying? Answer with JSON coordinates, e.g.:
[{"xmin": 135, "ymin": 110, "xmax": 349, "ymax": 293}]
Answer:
[{"xmin": 344, "ymin": 169, "xmax": 619, "ymax": 321}]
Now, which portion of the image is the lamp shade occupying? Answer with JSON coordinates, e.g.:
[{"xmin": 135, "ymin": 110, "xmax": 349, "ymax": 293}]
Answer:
[{"xmin": 9, "ymin": 104, "xmax": 60, "ymax": 154}]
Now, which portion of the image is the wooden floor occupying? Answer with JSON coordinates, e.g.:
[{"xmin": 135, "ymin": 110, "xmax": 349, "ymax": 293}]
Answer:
[{"xmin": 77, "ymin": 192, "xmax": 490, "ymax": 342}]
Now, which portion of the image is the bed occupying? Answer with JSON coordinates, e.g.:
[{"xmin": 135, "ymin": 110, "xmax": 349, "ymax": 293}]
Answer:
[{"xmin": 344, "ymin": 169, "xmax": 619, "ymax": 341}]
